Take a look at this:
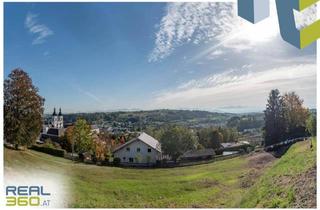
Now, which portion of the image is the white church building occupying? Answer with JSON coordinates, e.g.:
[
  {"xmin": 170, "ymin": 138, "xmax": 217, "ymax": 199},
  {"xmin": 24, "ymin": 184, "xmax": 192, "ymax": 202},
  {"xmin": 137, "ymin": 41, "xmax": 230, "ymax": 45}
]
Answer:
[
  {"xmin": 51, "ymin": 107, "xmax": 64, "ymax": 128},
  {"xmin": 41, "ymin": 108, "xmax": 65, "ymax": 141}
]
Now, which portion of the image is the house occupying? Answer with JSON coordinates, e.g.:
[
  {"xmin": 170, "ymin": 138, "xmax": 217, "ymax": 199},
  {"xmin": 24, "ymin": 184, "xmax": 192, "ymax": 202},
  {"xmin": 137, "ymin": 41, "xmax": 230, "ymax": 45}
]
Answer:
[
  {"xmin": 113, "ymin": 132, "xmax": 162, "ymax": 165},
  {"xmin": 221, "ymin": 142, "xmax": 251, "ymax": 152},
  {"xmin": 180, "ymin": 148, "xmax": 215, "ymax": 162},
  {"xmin": 90, "ymin": 125, "xmax": 100, "ymax": 134},
  {"xmin": 221, "ymin": 142, "xmax": 235, "ymax": 149}
]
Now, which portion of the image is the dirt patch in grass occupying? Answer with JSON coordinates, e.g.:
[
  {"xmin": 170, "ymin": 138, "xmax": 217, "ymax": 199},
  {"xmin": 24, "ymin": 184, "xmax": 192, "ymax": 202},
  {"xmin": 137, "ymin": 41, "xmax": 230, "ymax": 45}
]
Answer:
[
  {"xmin": 291, "ymin": 165, "xmax": 316, "ymax": 208},
  {"xmin": 247, "ymin": 151, "xmax": 276, "ymax": 170},
  {"xmin": 267, "ymin": 164, "xmax": 316, "ymax": 208},
  {"xmin": 239, "ymin": 151, "xmax": 276, "ymax": 188},
  {"xmin": 196, "ymin": 179, "xmax": 219, "ymax": 188}
]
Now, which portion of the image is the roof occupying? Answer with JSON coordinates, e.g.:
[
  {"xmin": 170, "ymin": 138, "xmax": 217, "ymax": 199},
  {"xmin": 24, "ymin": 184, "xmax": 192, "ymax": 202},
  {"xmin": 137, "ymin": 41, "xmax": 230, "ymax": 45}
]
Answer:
[
  {"xmin": 91, "ymin": 125, "xmax": 99, "ymax": 129},
  {"xmin": 221, "ymin": 143, "xmax": 234, "ymax": 148},
  {"xmin": 180, "ymin": 148, "xmax": 215, "ymax": 158},
  {"xmin": 221, "ymin": 142, "xmax": 248, "ymax": 148},
  {"xmin": 46, "ymin": 128, "xmax": 64, "ymax": 136},
  {"xmin": 58, "ymin": 108, "xmax": 62, "ymax": 116},
  {"xmin": 52, "ymin": 108, "xmax": 57, "ymax": 116},
  {"xmin": 113, "ymin": 132, "xmax": 161, "ymax": 153}
]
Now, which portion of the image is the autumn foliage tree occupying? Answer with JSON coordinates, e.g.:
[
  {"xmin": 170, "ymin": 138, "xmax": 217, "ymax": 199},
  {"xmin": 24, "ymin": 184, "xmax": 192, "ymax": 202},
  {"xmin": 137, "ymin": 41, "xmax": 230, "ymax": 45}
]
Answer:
[
  {"xmin": 93, "ymin": 132, "xmax": 116, "ymax": 161},
  {"xmin": 264, "ymin": 89, "xmax": 309, "ymax": 146},
  {"xmin": 60, "ymin": 126, "xmax": 74, "ymax": 152},
  {"xmin": 282, "ymin": 92, "xmax": 309, "ymax": 138},
  {"xmin": 4, "ymin": 69, "xmax": 44, "ymax": 149}
]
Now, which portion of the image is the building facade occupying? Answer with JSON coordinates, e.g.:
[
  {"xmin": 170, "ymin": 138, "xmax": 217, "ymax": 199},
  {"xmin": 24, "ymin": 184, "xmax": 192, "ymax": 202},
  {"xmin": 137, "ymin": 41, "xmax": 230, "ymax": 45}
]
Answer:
[
  {"xmin": 113, "ymin": 132, "xmax": 162, "ymax": 165},
  {"xmin": 40, "ymin": 108, "xmax": 65, "ymax": 142},
  {"xmin": 51, "ymin": 108, "xmax": 63, "ymax": 129}
]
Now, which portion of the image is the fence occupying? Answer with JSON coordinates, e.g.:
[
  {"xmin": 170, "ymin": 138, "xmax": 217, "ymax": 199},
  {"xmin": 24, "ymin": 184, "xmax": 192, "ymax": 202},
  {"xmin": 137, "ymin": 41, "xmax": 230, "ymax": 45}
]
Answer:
[{"xmin": 158, "ymin": 152, "xmax": 243, "ymax": 168}]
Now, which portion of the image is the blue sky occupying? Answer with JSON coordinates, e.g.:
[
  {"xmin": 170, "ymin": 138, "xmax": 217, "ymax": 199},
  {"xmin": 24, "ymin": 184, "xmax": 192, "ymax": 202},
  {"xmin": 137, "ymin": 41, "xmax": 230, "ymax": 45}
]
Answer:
[{"xmin": 4, "ymin": 2, "xmax": 317, "ymax": 114}]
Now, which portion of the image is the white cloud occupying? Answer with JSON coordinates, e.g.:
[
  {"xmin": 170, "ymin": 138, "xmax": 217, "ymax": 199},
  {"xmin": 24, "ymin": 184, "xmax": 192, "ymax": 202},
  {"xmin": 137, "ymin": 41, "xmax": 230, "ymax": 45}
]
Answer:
[
  {"xmin": 150, "ymin": 63, "xmax": 316, "ymax": 111},
  {"xmin": 207, "ymin": 49, "xmax": 225, "ymax": 59},
  {"xmin": 25, "ymin": 12, "xmax": 53, "ymax": 45},
  {"xmin": 148, "ymin": 2, "xmax": 234, "ymax": 62},
  {"xmin": 149, "ymin": 1, "xmax": 317, "ymax": 62}
]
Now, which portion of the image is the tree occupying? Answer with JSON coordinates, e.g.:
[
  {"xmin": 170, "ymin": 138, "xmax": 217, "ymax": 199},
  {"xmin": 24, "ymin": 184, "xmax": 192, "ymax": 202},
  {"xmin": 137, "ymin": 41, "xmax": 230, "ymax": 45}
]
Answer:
[
  {"xmin": 228, "ymin": 128, "xmax": 239, "ymax": 142},
  {"xmin": 282, "ymin": 92, "xmax": 309, "ymax": 138},
  {"xmin": 72, "ymin": 118, "xmax": 93, "ymax": 153},
  {"xmin": 93, "ymin": 134, "xmax": 107, "ymax": 161},
  {"xmin": 227, "ymin": 116, "xmax": 241, "ymax": 130},
  {"xmin": 160, "ymin": 126, "xmax": 197, "ymax": 161},
  {"xmin": 306, "ymin": 113, "xmax": 316, "ymax": 137},
  {"xmin": 263, "ymin": 89, "xmax": 286, "ymax": 146},
  {"xmin": 4, "ymin": 69, "xmax": 45, "ymax": 149},
  {"xmin": 211, "ymin": 130, "xmax": 223, "ymax": 148},
  {"xmin": 217, "ymin": 127, "xmax": 238, "ymax": 143},
  {"xmin": 93, "ymin": 132, "xmax": 116, "ymax": 161},
  {"xmin": 60, "ymin": 126, "xmax": 74, "ymax": 152},
  {"xmin": 198, "ymin": 128, "xmax": 223, "ymax": 149}
]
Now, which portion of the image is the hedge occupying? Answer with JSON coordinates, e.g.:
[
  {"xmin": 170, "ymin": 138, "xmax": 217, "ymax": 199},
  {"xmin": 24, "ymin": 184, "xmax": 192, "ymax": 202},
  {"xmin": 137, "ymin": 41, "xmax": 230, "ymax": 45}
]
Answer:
[{"xmin": 30, "ymin": 145, "xmax": 66, "ymax": 157}]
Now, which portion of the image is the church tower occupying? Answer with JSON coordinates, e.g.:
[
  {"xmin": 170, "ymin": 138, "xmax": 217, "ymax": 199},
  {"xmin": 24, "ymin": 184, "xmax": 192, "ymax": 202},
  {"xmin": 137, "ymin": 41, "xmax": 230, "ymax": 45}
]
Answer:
[
  {"xmin": 58, "ymin": 108, "xmax": 64, "ymax": 128},
  {"xmin": 51, "ymin": 107, "xmax": 64, "ymax": 128}
]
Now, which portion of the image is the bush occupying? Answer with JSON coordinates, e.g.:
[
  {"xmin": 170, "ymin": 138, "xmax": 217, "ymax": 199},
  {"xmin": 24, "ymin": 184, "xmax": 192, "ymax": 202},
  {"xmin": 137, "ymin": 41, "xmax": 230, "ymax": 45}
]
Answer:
[
  {"xmin": 43, "ymin": 138, "xmax": 55, "ymax": 149},
  {"xmin": 215, "ymin": 149, "xmax": 223, "ymax": 155},
  {"xmin": 30, "ymin": 145, "xmax": 65, "ymax": 157},
  {"xmin": 113, "ymin": 157, "xmax": 121, "ymax": 166}
]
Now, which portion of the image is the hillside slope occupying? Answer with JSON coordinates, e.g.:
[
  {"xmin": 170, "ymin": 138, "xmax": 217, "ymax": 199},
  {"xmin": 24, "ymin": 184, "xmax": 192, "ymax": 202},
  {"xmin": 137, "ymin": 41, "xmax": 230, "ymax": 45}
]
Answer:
[
  {"xmin": 4, "ymin": 139, "xmax": 314, "ymax": 207},
  {"xmin": 4, "ymin": 147, "xmax": 268, "ymax": 208},
  {"xmin": 240, "ymin": 138, "xmax": 316, "ymax": 208}
]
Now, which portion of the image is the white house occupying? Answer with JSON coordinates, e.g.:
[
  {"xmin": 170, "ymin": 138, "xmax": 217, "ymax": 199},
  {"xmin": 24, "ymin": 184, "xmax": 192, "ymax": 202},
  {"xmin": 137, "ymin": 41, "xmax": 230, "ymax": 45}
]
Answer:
[{"xmin": 113, "ymin": 132, "xmax": 162, "ymax": 165}]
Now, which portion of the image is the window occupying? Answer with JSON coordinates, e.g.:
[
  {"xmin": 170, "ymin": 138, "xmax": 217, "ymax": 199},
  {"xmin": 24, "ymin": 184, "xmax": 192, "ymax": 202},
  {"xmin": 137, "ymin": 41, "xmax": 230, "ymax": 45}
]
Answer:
[
  {"xmin": 123, "ymin": 157, "xmax": 126, "ymax": 161},
  {"xmin": 129, "ymin": 158, "xmax": 134, "ymax": 163},
  {"xmin": 137, "ymin": 148, "xmax": 141, "ymax": 152},
  {"xmin": 148, "ymin": 148, "xmax": 151, "ymax": 153},
  {"xmin": 126, "ymin": 147, "xmax": 130, "ymax": 152}
]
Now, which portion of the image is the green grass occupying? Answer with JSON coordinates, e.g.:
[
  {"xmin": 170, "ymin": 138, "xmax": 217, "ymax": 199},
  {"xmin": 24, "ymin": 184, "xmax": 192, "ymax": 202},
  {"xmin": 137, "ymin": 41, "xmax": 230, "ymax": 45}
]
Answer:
[
  {"xmin": 4, "ymin": 139, "xmax": 316, "ymax": 208},
  {"xmin": 240, "ymin": 138, "xmax": 316, "ymax": 208},
  {"xmin": 5, "ymin": 148, "xmax": 253, "ymax": 208}
]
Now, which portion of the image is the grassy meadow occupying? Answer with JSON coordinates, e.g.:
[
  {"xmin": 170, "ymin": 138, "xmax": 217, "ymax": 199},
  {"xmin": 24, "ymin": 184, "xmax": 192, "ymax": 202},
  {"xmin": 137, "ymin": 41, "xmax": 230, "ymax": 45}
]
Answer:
[{"xmin": 4, "ymin": 139, "xmax": 316, "ymax": 208}]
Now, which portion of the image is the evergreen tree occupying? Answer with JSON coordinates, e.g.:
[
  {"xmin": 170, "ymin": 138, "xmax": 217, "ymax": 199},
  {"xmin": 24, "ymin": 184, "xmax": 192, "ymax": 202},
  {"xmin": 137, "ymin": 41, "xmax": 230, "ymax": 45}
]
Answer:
[
  {"xmin": 4, "ymin": 69, "xmax": 44, "ymax": 149},
  {"xmin": 263, "ymin": 89, "xmax": 286, "ymax": 146}
]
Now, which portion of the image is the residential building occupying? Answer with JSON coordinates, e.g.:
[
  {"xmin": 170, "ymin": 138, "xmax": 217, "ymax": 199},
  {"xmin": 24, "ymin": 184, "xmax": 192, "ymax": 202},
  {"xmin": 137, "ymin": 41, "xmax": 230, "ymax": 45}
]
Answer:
[
  {"xmin": 113, "ymin": 132, "xmax": 161, "ymax": 165},
  {"xmin": 180, "ymin": 148, "xmax": 215, "ymax": 162}
]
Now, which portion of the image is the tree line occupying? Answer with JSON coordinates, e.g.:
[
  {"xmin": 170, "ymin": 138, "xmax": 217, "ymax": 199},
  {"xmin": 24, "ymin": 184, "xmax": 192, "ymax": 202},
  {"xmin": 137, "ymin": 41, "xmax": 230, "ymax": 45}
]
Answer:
[
  {"xmin": 263, "ymin": 89, "xmax": 316, "ymax": 146},
  {"xmin": 144, "ymin": 125, "xmax": 238, "ymax": 161}
]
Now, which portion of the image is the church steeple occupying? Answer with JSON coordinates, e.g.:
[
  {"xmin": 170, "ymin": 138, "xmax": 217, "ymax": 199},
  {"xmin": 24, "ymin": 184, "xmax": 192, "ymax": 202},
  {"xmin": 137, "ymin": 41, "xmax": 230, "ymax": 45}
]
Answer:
[
  {"xmin": 51, "ymin": 107, "xmax": 63, "ymax": 129},
  {"xmin": 52, "ymin": 107, "xmax": 57, "ymax": 116}
]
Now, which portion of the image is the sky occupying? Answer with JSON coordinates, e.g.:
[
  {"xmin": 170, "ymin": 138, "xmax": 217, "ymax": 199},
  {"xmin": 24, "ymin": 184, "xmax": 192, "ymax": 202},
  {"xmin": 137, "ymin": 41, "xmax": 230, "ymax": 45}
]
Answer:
[{"xmin": 4, "ymin": 2, "xmax": 317, "ymax": 114}]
